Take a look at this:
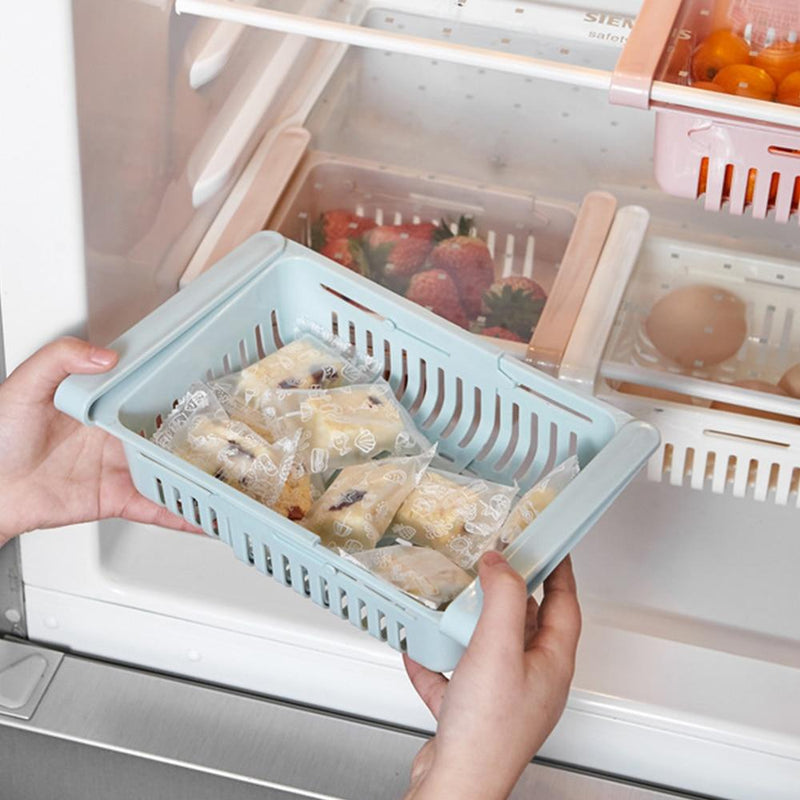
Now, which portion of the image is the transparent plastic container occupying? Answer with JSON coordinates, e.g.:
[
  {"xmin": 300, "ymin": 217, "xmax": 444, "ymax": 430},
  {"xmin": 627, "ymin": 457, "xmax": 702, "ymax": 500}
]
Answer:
[{"xmin": 266, "ymin": 149, "xmax": 618, "ymax": 358}]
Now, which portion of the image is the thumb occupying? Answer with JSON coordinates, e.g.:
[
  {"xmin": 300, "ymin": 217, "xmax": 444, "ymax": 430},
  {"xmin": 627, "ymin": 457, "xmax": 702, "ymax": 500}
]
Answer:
[
  {"xmin": 467, "ymin": 551, "xmax": 528, "ymax": 659},
  {"xmin": 5, "ymin": 337, "xmax": 118, "ymax": 403}
]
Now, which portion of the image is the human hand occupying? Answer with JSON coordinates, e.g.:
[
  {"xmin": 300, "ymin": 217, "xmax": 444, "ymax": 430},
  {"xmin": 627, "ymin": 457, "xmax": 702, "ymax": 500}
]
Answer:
[
  {"xmin": 403, "ymin": 553, "xmax": 581, "ymax": 800},
  {"xmin": 0, "ymin": 337, "xmax": 199, "ymax": 546}
]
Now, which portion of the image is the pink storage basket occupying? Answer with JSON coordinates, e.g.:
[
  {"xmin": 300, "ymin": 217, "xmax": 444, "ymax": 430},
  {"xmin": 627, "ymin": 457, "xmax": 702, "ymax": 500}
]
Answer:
[
  {"xmin": 654, "ymin": 110, "xmax": 800, "ymax": 222},
  {"xmin": 611, "ymin": 0, "xmax": 800, "ymax": 223}
]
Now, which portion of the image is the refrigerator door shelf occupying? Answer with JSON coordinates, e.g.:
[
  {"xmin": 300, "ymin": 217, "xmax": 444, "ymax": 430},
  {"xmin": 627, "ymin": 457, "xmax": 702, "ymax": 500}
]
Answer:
[
  {"xmin": 0, "ymin": 644, "xmax": 706, "ymax": 800},
  {"xmin": 18, "ymin": 473, "xmax": 800, "ymax": 800}
]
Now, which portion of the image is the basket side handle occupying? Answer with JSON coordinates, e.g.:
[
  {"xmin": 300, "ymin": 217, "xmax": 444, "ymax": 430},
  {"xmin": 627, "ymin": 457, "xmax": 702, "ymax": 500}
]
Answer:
[
  {"xmin": 439, "ymin": 420, "xmax": 660, "ymax": 649},
  {"xmin": 558, "ymin": 205, "xmax": 650, "ymax": 391},
  {"xmin": 54, "ymin": 232, "xmax": 286, "ymax": 424},
  {"xmin": 526, "ymin": 191, "xmax": 617, "ymax": 376},
  {"xmin": 609, "ymin": 0, "xmax": 684, "ymax": 109}
]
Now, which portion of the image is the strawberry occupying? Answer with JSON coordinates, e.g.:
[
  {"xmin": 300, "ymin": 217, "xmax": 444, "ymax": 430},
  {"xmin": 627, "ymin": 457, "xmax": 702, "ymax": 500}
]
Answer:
[
  {"xmin": 363, "ymin": 224, "xmax": 435, "ymax": 288},
  {"xmin": 486, "ymin": 276, "xmax": 547, "ymax": 303},
  {"xmin": 370, "ymin": 222, "xmax": 438, "ymax": 242},
  {"xmin": 482, "ymin": 326, "xmax": 525, "ymax": 343},
  {"xmin": 321, "ymin": 238, "xmax": 369, "ymax": 276},
  {"xmin": 312, "ymin": 210, "xmax": 375, "ymax": 250},
  {"xmin": 430, "ymin": 218, "xmax": 495, "ymax": 317},
  {"xmin": 405, "ymin": 269, "xmax": 469, "ymax": 328},
  {"xmin": 483, "ymin": 278, "xmax": 547, "ymax": 342}
]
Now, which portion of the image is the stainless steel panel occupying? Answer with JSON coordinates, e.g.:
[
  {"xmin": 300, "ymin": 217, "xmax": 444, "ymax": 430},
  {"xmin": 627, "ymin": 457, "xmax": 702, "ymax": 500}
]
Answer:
[
  {"xmin": 0, "ymin": 647, "xmax": 698, "ymax": 799},
  {"xmin": 0, "ymin": 728, "xmax": 304, "ymax": 800},
  {"xmin": 0, "ymin": 540, "xmax": 26, "ymax": 638},
  {"xmin": 0, "ymin": 640, "xmax": 63, "ymax": 720}
]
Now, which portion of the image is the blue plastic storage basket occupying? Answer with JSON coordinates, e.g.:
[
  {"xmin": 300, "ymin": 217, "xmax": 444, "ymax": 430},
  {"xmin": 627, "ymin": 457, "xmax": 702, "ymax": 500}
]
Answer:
[{"xmin": 55, "ymin": 233, "xmax": 659, "ymax": 671}]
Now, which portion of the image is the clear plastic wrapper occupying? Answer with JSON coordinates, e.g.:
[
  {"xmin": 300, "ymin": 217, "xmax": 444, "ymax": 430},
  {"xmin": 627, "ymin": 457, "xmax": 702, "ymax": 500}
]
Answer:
[
  {"xmin": 500, "ymin": 455, "xmax": 581, "ymax": 547},
  {"xmin": 275, "ymin": 381, "xmax": 430, "ymax": 473},
  {"xmin": 349, "ymin": 545, "xmax": 473, "ymax": 610},
  {"xmin": 211, "ymin": 333, "xmax": 379, "ymax": 436},
  {"xmin": 216, "ymin": 331, "xmax": 376, "ymax": 402},
  {"xmin": 303, "ymin": 450, "xmax": 435, "ymax": 553},
  {"xmin": 389, "ymin": 470, "xmax": 516, "ymax": 571},
  {"xmin": 152, "ymin": 383, "xmax": 297, "ymax": 512}
]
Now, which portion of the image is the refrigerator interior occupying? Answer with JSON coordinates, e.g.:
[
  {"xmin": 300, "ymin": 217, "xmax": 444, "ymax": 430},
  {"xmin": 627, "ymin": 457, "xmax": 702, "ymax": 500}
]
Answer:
[{"xmin": 6, "ymin": 2, "xmax": 800, "ymax": 798}]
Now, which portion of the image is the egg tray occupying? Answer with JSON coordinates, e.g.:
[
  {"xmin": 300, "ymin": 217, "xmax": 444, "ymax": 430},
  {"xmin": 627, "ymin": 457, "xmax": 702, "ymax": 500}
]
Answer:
[
  {"xmin": 596, "ymin": 234, "xmax": 800, "ymax": 505},
  {"xmin": 54, "ymin": 233, "xmax": 658, "ymax": 671}
]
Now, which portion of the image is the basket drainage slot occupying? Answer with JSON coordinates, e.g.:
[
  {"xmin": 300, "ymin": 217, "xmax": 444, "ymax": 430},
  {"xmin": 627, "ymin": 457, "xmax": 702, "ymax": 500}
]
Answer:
[
  {"xmin": 321, "ymin": 285, "xmax": 385, "ymax": 320},
  {"xmin": 191, "ymin": 498, "xmax": 201, "ymax": 526},
  {"xmin": 282, "ymin": 555, "xmax": 292, "ymax": 585},
  {"xmin": 264, "ymin": 545, "xmax": 273, "ymax": 574},
  {"xmin": 768, "ymin": 146, "xmax": 800, "ymax": 159},
  {"xmin": 173, "ymin": 488, "xmax": 183, "ymax": 515},
  {"xmin": 378, "ymin": 612, "xmax": 388, "ymax": 641}
]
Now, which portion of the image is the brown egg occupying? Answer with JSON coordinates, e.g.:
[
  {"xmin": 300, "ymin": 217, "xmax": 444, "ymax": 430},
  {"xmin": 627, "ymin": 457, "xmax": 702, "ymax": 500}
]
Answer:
[
  {"xmin": 778, "ymin": 363, "xmax": 800, "ymax": 398},
  {"xmin": 645, "ymin": 285, "xmax": 747, "ymax": 369},
  {"xmin": 710, "ymin": 380, "xmax": 800, "ymax": 424},
  {"xmin": 616, "ymin": 382, "xmax": 694, "ymax": 405}
]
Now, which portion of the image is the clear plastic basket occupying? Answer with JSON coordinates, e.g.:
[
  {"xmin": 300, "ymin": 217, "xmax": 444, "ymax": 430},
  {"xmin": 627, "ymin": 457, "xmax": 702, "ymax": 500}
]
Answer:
[{"xmin": 55, "ymin": 233, "xmax": 658, "ymax": 671}]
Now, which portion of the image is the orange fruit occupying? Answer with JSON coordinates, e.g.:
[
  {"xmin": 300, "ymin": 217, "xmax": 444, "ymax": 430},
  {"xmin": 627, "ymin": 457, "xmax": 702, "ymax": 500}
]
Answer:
[
  {"xmin": 713, "ymin": 64, "xmax": 777, "ymax": 100},
  {"xmin": 777, "ymin": 70, "xmax": 800, "ymax": 106},
  {"xmin": 743, "ymin": 171, "xmax": 780, "ymax": 206},
  {"xmin": 698, "ymin": 161, "xmax": 780, "ymax": 207},
  {"xmin": 692, "ymin": 80, "xmax": 726, "ymax": 93},
  {"xmin": 753, "ymin": 42, "xmax": 800, "ymax": 86},
  {"xmin": 692, "ymin": 30, "xmax": 751, "ymax": 82},
  {"xmin": 697, "ymin": 158, "xmax": 709, "ymax": 196},
  {"xmin": 697, "ymin": 160, "xmax": 735, "ymax": 199}
]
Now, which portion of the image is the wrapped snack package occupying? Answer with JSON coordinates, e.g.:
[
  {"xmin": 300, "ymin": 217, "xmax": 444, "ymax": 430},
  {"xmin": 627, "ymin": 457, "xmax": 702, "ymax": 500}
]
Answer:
[
  {"xmin": 389, "ymin": 470, "xmax": 516, "ymax": 571},
  {"xmin": 281, "ymin": 381, "xmax": 429, "ymax": 474},
  {"xmin": 212, "ymin": 333, "xmax": 378, "ymax": 422},
  {"xmin": 152, "ymin": 384, "xmax": 297, "ymax": 512},
  {"xmin": 350, "ymin": 545, "xmax": 473, "ymax": 610},
  {"xmin": 500, "ymin": 456, "xmax": 580, "ymax": 547},
  {"xmin": 303, "ymin": 450, "xmax": 434, "ymax": 553}
]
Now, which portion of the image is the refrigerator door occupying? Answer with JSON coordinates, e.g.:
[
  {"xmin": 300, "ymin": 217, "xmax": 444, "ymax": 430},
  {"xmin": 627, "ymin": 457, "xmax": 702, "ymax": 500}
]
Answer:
[
  {"xmin": 3, "ymin": 4, "xmax": 800, "ymax": 800},
  {"xmin": 0, "ymin": 643, "xmax": 700, "ymax": 800}
]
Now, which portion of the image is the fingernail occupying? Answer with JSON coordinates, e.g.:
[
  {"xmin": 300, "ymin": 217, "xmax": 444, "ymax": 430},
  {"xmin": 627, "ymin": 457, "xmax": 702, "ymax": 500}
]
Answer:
[
  {"xmin": 481, "ymin": 551, "xmax": 505, "ymax": 568},
  {"xmin": 89, "ymin": 347, "xmax": 116, "ymax": 366}
]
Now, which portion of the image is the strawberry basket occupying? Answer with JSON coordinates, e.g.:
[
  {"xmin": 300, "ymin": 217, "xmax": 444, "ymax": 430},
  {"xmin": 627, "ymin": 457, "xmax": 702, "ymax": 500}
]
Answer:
[
  {"xmin": 266, "ymin": 150, "xmax": 619, "ymax": 369},
  {"xmin": 55, "ymin": 233, "xmax": 658, "ymax": 671}
]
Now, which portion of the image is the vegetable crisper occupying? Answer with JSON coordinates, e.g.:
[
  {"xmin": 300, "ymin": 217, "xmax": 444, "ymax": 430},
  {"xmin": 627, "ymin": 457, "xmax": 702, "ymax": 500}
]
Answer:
[{"xmin": 55, "ymin": 233, "xmax": 658, "ymax": 671}]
